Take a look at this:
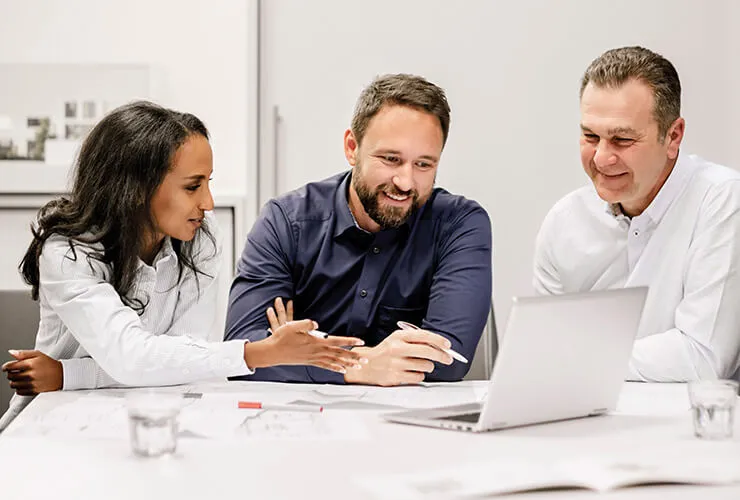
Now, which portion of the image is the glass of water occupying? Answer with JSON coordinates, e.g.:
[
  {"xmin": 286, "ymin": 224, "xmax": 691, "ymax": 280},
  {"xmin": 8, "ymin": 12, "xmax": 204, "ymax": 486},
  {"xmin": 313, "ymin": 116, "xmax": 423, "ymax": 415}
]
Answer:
[
  {"xmin": 688, "ymin": 380, "xmax": 738, "ymax": 440},
  {"xmin": 126, "ymin": 392, "xmax": 183, "ymax": 457}
]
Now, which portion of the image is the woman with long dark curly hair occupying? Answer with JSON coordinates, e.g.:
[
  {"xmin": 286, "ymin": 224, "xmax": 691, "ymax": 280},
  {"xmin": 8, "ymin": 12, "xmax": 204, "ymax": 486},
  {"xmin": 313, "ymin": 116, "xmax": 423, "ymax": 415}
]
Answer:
[{"xmin": 0, "ymin": 101, "xmax": 364, "ymax": 429}]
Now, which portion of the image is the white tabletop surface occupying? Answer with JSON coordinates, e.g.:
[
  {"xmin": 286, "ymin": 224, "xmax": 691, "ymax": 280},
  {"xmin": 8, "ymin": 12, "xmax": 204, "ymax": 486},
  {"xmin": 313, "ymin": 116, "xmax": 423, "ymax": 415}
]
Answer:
[{"xmin": 0, "ymin": 381, "xmax": 738, "ymax": 499}]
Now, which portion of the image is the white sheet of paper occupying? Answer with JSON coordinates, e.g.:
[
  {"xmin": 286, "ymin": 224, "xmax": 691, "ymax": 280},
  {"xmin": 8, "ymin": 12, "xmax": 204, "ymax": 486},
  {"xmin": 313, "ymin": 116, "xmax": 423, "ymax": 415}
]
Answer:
[
  {"xmin": 359, "ymin": 384, "xmax": 485, "ymax": 409},
  {"xmin": 10, "ymin": 392, "xmax": 370, "ymax": 441},
  {"xmin": 358, "ymin": 460, "xmax": 566, "ymax": 499},
  {"xmin": 286, "ymin": 384, "xmax": 486, "ymax": 409},
  {"xmin": 357, "ymin": 453, "xmax": 740, "ymax": 498},
  {"xmin": 182, "ymin": 381, "xmax": 487, "ymax": 410},
  {"xmin": 9, "ymin": 394, "xmax": 128, "ymax": 439},
  {"xmin": 179, "ymin": 394, "xmax": 370, "ymax": 440},
  {"xmin": 570, "ymin": 457, "xmax": 740, "ymax": 492}
]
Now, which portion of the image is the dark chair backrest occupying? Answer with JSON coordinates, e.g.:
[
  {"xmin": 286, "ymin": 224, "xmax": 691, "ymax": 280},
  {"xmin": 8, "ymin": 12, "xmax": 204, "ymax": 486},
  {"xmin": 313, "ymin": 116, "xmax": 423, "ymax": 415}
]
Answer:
[
  {"xmin": 464, "ymin": 300, "xmax": 498, "ymax": 381},
  {"xmin": 0, "ymin": 289, "xmax": 40, "ymax": 411}
]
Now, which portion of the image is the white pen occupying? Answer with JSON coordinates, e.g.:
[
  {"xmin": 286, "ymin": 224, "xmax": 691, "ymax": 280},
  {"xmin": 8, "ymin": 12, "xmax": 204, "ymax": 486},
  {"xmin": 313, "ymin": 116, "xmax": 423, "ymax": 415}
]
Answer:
[
  {"xmin": 268, "ymin": 324, "xmax": 327, "ymax": 339},
  {"xmin": 307, "ymin": 330, "xmax": 330, "ymax": 339},
  {"xmin": 396, "ymin": 321, "xmax": 469, "ymax": 364},
  {"xmin": 270, "ymin": 328, "xmax": 330, "ymax": 339}
]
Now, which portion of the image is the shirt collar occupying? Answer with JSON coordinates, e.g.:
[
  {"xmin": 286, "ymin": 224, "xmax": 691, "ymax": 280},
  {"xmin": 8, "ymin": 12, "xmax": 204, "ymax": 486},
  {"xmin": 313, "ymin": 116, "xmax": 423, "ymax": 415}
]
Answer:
[
  {"xmin": 333, "ymin": 172, "xmax": 364, "ymax": 239},
  {"xmin": 605, "ymin": 151, "xmax": 692, "ymax": 225},
  {"xmin": 643, "ymin": 151, "xmax": 692, "ymax": 225},
  {"xmin": 136, "ymin": 236, "xmax": 177, "ymax": 271}
]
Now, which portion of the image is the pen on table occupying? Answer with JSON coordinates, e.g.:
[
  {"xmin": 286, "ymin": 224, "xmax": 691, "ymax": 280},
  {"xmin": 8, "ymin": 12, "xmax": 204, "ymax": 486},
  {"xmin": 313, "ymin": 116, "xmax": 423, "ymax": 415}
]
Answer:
[
  {"xmin": 396, "ymin": 321, "xmax": 469, "ymax": 364},
  {"xmin": 238, "ymin": 401, "xmax": 323, "ymax": 412}
]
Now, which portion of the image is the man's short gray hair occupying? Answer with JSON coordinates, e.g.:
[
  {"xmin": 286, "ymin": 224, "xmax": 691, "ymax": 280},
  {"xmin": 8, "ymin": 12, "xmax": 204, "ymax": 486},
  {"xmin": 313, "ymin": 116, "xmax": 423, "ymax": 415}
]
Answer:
[{"xmin": 580, "ymin": 46, "xmax": 681, "ymax": 140}]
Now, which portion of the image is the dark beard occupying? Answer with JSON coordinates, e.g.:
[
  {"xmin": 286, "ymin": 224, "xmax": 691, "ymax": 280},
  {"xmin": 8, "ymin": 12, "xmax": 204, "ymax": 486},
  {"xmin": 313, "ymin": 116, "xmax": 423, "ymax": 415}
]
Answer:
[{"xmin": 353, "ymin": 176, "xmax": 420, "ymax": 229}]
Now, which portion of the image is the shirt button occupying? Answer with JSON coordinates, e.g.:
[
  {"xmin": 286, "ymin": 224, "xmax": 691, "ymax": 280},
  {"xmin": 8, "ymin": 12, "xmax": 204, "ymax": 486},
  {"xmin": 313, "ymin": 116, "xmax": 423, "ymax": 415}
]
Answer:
[
  {"xmin": 633, "ymin": 230, "xmax": 639, "ymax": 236},
  {"xmin": 372, "ymin": 246, "xmax": 380, "ymax": 254},
  {"xmin": 360, "ymin": 289, "xmax": 368, "ymax": 298}
]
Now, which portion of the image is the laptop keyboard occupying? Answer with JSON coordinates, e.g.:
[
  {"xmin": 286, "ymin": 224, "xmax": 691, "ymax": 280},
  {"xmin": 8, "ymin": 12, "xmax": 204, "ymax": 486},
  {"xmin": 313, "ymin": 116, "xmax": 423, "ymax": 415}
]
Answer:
[{"xmin": 435, "ymin": 412, "xmax": 481, "ymax": 423}]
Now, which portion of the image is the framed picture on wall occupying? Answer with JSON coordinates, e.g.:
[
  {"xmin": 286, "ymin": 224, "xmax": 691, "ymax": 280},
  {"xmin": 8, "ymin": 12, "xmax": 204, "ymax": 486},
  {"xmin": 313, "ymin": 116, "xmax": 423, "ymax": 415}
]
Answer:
[{"xmin": 0, "ymin": 64, "xmax": 149, "ymax": 192}]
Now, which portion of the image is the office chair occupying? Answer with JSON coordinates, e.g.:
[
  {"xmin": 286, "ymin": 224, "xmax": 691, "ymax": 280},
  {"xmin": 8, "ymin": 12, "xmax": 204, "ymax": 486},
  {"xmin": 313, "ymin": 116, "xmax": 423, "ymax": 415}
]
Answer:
[
  {"xmin": 0, "ymin": 289, "xmax": 40, "ymax": 411},
  {"xmin": 464, "ymin": 300, "xmax": 498, "ymax": 381}
]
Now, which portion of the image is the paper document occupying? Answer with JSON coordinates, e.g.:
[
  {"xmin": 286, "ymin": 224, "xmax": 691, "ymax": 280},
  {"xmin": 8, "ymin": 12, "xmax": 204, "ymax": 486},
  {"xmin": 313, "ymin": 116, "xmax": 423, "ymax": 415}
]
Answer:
[
  {"xmin": 10, "ymin": 393, "xmax": 369, "ymax": 441},
  {"xmin": 288, "ymin": 384, "xmax": 486, "ymax": 409},
  {"xmin": 356, "ymin": 384, "xmax": 485, "ymax": 409},
  {"xmin": 8, "ymin": 394, "xmax": 128, "ymax": 439},
  {"xmin": 179, "ymin": 394, "xmax": 369, "ymax": 440},
  {"xmin": 183, "ymin": 381, "xmax": 487, "ymax": 410},
  {"xmin": 357, "ymin": 455, "xmax": 740, "ymax": 498}
]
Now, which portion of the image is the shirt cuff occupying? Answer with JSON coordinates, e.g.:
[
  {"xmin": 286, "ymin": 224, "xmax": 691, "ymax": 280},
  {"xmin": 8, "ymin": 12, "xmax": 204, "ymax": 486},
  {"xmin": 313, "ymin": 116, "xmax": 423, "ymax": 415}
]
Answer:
[
  {"xmin": 211, "ymin": 340, "xmax": 254, "ymax": 378},
  {"xmin": 60, "ymin": 357, "xmax": 100, "ymax": 391}
]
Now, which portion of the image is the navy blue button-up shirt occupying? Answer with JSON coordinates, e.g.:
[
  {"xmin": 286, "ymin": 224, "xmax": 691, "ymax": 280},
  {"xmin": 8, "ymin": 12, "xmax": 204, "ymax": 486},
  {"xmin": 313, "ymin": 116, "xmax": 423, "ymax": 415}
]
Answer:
[{"xmin": 225, "ymin": 171, "xmax": 492, "ymax": 383}]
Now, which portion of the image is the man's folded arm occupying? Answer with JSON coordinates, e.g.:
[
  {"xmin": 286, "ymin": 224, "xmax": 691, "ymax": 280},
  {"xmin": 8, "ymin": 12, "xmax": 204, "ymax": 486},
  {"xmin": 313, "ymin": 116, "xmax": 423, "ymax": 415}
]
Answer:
[
  {"xmin": 224, "ymin": 201, "xmax": 314, "ymax": 382},
  {"xmin": 422, "ymin": 205, "xmax": 493, "ymax": 381}
]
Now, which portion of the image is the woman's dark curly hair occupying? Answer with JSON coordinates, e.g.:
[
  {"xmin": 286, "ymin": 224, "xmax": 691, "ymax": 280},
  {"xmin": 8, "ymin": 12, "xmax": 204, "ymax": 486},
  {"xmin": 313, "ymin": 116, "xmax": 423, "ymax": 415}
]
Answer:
[{"xmin": 20, "ymin": 100, "xmax": 215, "ymax": 314}]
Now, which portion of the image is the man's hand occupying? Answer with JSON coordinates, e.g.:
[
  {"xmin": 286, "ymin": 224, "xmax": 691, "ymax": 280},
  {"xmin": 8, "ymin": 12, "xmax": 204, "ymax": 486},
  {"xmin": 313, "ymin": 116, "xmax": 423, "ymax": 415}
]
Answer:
[
  {"xmin": 344, "ymin": 329, "xmax": 453, "ymax": 386},
  {"xmin": 2, "ymin": 350, "xmax": 63, "ymax": 396},
  {"xmin": 266, "ymin": 297, "xmax": 293, "ymax": 331}
]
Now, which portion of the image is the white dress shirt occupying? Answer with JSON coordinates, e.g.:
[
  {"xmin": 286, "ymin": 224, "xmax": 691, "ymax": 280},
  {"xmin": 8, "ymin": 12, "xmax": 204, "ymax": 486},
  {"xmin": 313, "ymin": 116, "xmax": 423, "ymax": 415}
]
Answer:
[
  {"xmin": 534, "ymin": 153, "xmax": 740, "ymax": 382},
  {"xmin": 0, "ymin": 212, "xmax": 252, "ymax": 430}
]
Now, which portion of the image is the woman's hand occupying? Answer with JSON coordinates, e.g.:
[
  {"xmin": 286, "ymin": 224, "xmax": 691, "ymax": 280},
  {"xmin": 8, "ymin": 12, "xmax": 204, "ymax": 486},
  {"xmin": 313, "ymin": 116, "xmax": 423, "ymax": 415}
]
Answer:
[
  {"xmin": 2, "ymin": 350, "xmax": 63, "ymax": 396},
  {"xmin": 244, "ymin": 318, "xmax": 368, "ymax": 374}
]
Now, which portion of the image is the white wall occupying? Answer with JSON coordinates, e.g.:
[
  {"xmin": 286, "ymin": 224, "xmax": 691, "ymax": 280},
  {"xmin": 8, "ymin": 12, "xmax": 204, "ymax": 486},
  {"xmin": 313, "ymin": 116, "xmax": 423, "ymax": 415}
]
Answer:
[
  {"xmin": 0, "ymin": 0, "xmax": 250, "ymax": 197},
  {"xmin": 729, "ymin": 1, "xmax": 740, "ymax": 152},
  {"xmin": 257, "ymin": 0, "xmax": 740, "ymax": 330}
]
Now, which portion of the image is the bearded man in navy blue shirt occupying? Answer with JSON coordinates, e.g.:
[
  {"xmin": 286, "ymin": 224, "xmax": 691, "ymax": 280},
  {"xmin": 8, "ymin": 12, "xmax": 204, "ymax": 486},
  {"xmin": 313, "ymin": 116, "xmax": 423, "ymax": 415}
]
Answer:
[{"xmin": 225, "ymin": 74, "xmax": 492, "ymax": 386}]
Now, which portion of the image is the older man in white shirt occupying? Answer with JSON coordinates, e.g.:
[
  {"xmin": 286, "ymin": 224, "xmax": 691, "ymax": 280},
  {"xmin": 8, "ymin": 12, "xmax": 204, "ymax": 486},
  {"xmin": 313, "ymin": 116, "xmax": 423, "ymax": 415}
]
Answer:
[{"xmin": 534, "ymin": 46, "xmax": 740, "ymax": 383}]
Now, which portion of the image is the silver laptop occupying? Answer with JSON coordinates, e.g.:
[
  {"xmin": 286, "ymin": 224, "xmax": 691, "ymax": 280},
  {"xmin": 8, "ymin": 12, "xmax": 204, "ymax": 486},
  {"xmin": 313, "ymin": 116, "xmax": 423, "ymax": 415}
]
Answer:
[{"xmin": 384, "ymin": 287, "xmax": 648, "ymax": 432}]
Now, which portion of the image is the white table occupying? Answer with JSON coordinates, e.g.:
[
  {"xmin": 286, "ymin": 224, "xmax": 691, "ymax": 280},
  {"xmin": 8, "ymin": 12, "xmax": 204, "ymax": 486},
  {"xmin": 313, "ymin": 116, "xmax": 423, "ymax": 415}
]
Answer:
[{"xmin": 0, "ymin": 381, "xmax": 738, "ymax": 499}]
